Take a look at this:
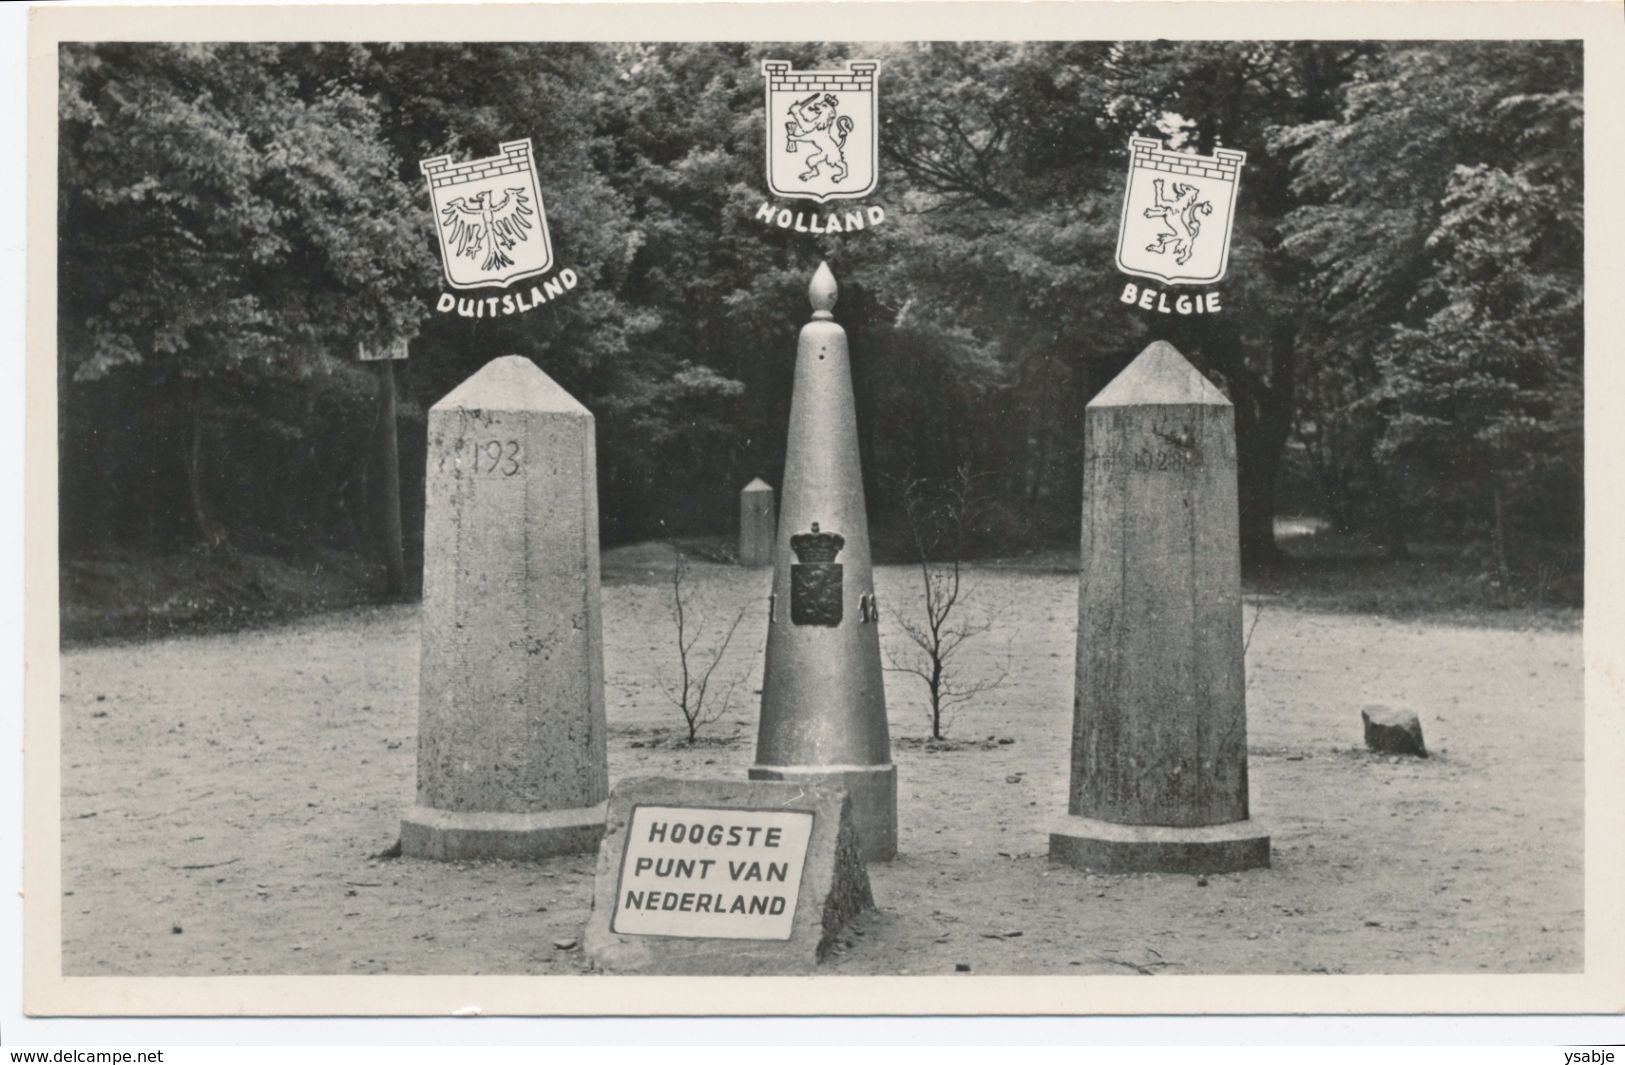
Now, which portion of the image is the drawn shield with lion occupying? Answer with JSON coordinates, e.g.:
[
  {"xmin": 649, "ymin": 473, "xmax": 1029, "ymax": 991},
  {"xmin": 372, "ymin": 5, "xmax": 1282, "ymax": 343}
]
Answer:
[
  {"xmin": 762, "ymin": 59, "xmax": 880, "ymax": 203},
  {"xmin": 1115, "ymin": 137, "xmax": 1246, "ymax": 285}
]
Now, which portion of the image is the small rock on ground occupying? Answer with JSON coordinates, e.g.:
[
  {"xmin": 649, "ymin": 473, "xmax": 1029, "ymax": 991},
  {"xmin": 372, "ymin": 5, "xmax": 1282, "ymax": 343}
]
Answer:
[{"xmin": 1362, "ymin": 705, "xmax": 1428, "ymax": 757}]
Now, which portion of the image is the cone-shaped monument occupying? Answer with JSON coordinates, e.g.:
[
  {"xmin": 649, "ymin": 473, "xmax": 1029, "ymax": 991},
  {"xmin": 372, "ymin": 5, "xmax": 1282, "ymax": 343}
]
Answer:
[
  {"xmin": 751, "ymin": 263, "xmax": 897, "ymax": 862},
  {"xmin": 401, "ymin": 355, "xmax": 608, "ymax": 861},
  {"xmin": 738, "ymin": 477, "xmax": 776, "ymax": 567},
  {"xmin": 1050, "ymin": 340, "xmax": 1270, "ymax": 874}
]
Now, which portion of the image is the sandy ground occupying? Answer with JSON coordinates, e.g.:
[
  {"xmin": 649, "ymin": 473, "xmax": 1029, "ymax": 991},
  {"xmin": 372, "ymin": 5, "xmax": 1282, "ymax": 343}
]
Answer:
[{"xmin": 58, "ymin": 555, "xmax": 1582, "ymax": 976}]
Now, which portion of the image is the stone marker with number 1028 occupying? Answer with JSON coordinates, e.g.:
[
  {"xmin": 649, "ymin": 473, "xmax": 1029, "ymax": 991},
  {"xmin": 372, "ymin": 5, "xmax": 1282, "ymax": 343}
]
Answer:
[
  {"xmin": 400, "ymin": 355, "xmax": 609, "ymax": 861},
  {"xmin": 1050, "ymin": 340, "xmax": 1270, "ymax": 874}
]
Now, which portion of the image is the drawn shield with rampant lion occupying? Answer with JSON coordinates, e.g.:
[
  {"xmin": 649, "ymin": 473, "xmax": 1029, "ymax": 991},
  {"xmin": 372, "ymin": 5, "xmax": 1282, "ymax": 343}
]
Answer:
[
  {"xmin": 1115, "ymin": 137, "xmax": 1246, "ymax": 286},
  {"xmin": 763, "ymin": 59, "xmax": 880, "ymax": 203},
  {"xmin": 421, "ymin": 138, "xmax": 554, "ymax": 290}
]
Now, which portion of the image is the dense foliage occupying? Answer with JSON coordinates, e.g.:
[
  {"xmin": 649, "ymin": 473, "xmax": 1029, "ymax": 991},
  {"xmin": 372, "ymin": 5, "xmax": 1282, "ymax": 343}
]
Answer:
[{"xmin": 57, "ymin": 41, "xmax": 1582, "ymax": 585}]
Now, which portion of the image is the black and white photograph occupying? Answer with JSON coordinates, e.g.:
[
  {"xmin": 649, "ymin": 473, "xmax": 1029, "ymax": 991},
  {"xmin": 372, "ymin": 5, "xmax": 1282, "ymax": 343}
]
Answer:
[{"xmin": 18, "ymin": 0, "xmax": 1625, "ymax": 1022}]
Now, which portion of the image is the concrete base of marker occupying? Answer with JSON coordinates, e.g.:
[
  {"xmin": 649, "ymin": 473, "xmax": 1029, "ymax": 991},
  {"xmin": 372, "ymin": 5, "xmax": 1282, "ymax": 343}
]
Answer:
[
  {"xmin": 749, "ymin": 763, "xmax": 896, "ymax": 863},
  {"xmin": 1049, "ymin": 815, "xmax": 1270, "ymax": 874},
  {"xmin": 400, "ymin": 802, "xmax": 607, "ymax": 862}
]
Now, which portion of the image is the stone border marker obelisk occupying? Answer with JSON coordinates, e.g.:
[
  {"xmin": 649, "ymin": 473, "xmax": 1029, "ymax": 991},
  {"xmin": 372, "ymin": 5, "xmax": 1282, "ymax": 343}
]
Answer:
[
  {"xmin": 401, "ymin": 354, "xmax": 608, "ymax": 861},
  {"xmin": 739, "ymin": 478, "xmax": 776, "ymax": 566},
  {"xmin": 751, "ymin": 263, "xmax": 897, "ymax": 862},
  {"xmin": 1050, "ymin": 340, "xmax": 1270, "ymax": 874}
]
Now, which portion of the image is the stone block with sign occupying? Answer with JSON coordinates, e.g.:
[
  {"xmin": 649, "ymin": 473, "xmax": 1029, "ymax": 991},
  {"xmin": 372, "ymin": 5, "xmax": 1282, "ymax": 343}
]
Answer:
[{"xmin": 583, "ymin": 776, "xmax": 873, "ymax": 974}]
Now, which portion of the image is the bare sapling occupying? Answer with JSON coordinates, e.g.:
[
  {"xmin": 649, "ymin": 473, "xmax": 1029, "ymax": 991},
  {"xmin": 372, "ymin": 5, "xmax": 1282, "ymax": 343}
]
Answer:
[
  {"xmin": 661, "ymin": 548, "xmax": 749, "ymax": 744},
  {"xmin": 884, "ymin": 465, "xmax": 1010, "ymax": 741}
]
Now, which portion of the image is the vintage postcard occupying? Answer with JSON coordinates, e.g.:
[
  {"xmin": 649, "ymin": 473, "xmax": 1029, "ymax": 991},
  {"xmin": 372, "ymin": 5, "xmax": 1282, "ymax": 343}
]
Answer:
[{"xmin": 21, "ymin": 0, "xmax": 1625, "ymax": 1018}]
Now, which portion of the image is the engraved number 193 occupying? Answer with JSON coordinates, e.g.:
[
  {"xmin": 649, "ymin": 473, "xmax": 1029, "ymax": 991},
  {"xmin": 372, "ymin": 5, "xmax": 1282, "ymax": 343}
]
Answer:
[{"xmin": 467, "ymin": 438, "xmax": 521, "ymax": 476}]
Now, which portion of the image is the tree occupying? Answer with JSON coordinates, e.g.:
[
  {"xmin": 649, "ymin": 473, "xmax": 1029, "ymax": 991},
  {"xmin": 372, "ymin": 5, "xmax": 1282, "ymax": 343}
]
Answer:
[
  {"xmin": 660, "ymin": 550, "xmax": 749, "ymax": 744},
  {"xmin": 58, "ymin": 43, "xmax": 429, "ymax": 549},
  {"xmin": 1278, "ymin": 43, "xmax": 1583, "ymax": 567},
  {"xmin": 884, "ymin": 467, "xmax": 1009, "ymax": 740},
  {"xmin": 56, "ymin": 41, "xmax": 1582, "ymax": 598},
  {"xmin": 874, "ymin": 43, "xmax": 1126, "ymax": 525},
  {"xmin": 1382, "ymin": 144, "xmax": 1582, "ymax": 592},
  {"xmin": 1102, "ymin": 41, "xmax": 1371, "ymax": 565}
]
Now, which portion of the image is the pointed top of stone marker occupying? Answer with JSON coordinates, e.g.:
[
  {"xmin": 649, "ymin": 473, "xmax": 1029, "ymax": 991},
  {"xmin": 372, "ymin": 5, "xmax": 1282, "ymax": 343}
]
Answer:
[
  {"xmin": 432, "ymin": 354, "xmax": 590, "ymax": 416},
  {"xmin": 808, "ymin": 262, "xmax": 838, "ymax": 320},
  {"xmin": 1088, "ymin": 340, "xmax": 1231, "ymax": 409},
  {"xmin": 742, "ymin": 477, "xmax": 772, "ymax": 493}
]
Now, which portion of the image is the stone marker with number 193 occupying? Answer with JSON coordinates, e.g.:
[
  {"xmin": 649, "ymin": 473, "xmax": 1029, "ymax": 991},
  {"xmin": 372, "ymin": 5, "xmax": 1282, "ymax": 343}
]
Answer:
[{"xmin": 400, "ymin": 355, "xmax": 609, "ymax": 861}]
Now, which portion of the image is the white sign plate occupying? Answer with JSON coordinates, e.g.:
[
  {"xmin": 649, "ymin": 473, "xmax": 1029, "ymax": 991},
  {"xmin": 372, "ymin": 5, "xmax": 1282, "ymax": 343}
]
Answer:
[
  {"xmin": 610, "ymin": 804, "xmax": 815, "ymax": 941},
  {"xmin": 355, "ymin": 338, "xmax": 410, "ymax": 362}
]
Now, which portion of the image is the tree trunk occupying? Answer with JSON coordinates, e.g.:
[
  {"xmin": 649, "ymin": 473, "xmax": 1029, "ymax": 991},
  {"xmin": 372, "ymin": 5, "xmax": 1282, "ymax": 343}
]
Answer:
[
  {"xmin": 181, "ymin": 380, "xmax": 226, "ymax": 549},
  {"xmin": 1237, "ymin": 455, "xmax": 1282, "ymax": 570},
  {"xmin": 1378, "ymin": 484, "xmax": 1411, "ymax": 560},
  {"xmin": 1233, "ymin": 382, "xmax": 1290, "ymax": 570},
  {"xmin": 845, "ymin": 281, "xmax": 884, "ymax": 509},
  {"xmin": 1187, "ymin": 313, "xmax": 1294, "ymax": 572},
  {"xmin": 59, "ymin": 378, "xmax": 114, "ymax": 555},
  {"xmin": 930, "ymin": 658, "xmax": 944, "ymax": 740},
  {"xmin": 1491, "ymin": 478, "xmax": 1512, "ymax": 608},
  {"xmin": 374, "ymin": 361, "xmax": 406, "ymax": 597}
]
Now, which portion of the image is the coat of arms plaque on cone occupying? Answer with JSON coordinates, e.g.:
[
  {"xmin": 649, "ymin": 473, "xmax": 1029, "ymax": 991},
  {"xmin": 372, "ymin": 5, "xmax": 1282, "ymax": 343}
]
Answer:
[{"xmin": 789, "ymin": 524, "xmax": 845, "ymax": 627}]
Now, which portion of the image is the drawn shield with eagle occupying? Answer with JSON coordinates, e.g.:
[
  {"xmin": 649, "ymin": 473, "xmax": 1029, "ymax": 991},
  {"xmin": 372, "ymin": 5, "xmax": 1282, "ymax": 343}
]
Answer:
[{"xmin": 420, "ymin": 138, "xmax": 554, "ymax": 290}]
